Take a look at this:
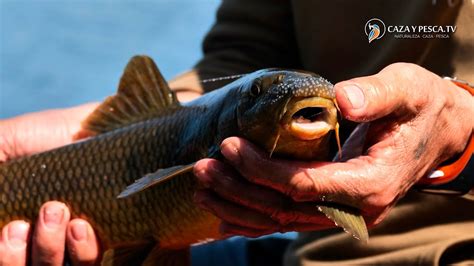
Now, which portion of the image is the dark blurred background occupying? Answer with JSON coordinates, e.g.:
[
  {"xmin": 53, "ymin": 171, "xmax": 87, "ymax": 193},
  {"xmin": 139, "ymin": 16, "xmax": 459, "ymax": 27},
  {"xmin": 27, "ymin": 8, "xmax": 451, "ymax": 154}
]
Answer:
[{"xmin": 0, "ymin": 0, "xmax": 220, "ymax": 118}]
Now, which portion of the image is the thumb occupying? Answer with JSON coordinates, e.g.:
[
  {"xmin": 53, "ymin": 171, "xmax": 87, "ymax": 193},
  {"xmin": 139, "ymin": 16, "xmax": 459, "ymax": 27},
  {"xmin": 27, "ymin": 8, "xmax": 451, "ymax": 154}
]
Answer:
[{"xmin": 334, "ymin": 63, "xmax": 427, "ymax": 122}]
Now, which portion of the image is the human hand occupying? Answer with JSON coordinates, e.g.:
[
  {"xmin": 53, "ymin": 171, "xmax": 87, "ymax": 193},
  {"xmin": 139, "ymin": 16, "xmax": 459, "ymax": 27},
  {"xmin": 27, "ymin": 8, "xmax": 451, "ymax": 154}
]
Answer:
[
  {"xmin": 193, "ymin": 63, "xmax": 474, "ymax": 237},
  {"xmin": 0, "ymin": 103, "xmax": 98, "ymax": 162},
  {"xmin": 0, "ymin": 201, "xmax": 99, "ymax": 266},
  {"xmin": 0, "ymin": 104, "xmax": 101, "ymax": 265}
]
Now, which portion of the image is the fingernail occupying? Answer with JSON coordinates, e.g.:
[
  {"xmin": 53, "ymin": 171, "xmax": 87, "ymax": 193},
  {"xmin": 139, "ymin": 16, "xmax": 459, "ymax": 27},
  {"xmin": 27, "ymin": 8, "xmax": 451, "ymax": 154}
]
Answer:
[
  {"xmin": 71, "ymin": 222, "xmax": 88, "ymax": 242},
  {"xmin": 7, "ymin": 222, "xmax": 29, "ymax": 249},
  {"xmin": 194, "ymin": 169, "xmax": 211, "ymax": 189},
  {"xmin": 343, "ymin": 84, "xmax": 365, "ymax": 109},
  {"xmin": 43, "ymin": 204, "xmax": 64, "ymax": 228},
  {"xmin": 221, "ymin": 140, "xmax": 241, "ymax": 164}
]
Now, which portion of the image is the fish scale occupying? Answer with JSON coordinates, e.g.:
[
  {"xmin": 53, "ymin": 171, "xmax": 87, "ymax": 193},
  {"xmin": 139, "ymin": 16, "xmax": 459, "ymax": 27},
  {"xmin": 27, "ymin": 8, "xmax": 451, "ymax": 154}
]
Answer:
[
  {"xmin": 0, "ymin": 107, "xmax": 220, "ymax": 248},
  {"xmin": 0, "ymin": 56, "xmax": 368, "ymax": 265}
]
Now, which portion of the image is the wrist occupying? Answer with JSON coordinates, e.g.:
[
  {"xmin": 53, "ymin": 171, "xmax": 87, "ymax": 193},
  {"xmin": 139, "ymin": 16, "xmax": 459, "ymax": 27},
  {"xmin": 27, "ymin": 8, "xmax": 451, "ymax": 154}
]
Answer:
[
  {"xmin": 440, "ymin": 77, "xmax": 473, "ymax": 165},
  {"xmin": 446, "ymin": 78, "xmax": 474, "ymax": 133},
  {"xmin": 416, "ymin": 77, "xmax": 474, "ymax": 194}
]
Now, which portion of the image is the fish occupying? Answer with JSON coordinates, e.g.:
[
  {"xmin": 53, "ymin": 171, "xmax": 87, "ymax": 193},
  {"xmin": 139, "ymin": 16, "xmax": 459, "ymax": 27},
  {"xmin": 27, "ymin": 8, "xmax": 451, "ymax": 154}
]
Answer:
[{"xmin": 0, "ymin": 55, "xmax": 368, "ymax": 265}]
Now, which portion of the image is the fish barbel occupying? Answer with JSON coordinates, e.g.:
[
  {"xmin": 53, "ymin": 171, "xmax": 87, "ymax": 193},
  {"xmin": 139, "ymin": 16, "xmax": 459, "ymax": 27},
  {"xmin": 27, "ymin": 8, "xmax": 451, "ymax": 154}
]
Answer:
[{"xmin": 0, "ymin": 56, "xmax": 368, "ymax": 265}]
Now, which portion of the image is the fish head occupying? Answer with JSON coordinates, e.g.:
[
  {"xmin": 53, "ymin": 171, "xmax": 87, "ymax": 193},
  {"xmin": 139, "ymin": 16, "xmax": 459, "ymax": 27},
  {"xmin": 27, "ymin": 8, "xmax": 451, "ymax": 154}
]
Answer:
[{"xmin": 236, "ymin": 69, "xmax": 338, "ymax": 160}]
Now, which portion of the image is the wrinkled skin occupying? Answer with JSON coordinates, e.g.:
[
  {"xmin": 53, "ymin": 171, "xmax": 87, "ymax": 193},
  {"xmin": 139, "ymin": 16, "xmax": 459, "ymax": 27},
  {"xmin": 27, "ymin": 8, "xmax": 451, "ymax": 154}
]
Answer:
[
  {"xmin": 193, "ymin": 63, "xmax": 474, "ymax": 237},
  {"xmin": 0, "ymin": 78, "xmax": 203, "ymax": 265},
  {"xmin": 1, "ymin": 63, "xmax": 473, "ymax": 264}
]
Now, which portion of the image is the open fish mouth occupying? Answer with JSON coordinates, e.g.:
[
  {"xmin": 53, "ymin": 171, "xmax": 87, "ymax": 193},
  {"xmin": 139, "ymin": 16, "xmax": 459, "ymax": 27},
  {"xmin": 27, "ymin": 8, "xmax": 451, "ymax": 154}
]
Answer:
[{"xmin": 281, "ymin": 96, "xmax": 338, "ymax": 140}]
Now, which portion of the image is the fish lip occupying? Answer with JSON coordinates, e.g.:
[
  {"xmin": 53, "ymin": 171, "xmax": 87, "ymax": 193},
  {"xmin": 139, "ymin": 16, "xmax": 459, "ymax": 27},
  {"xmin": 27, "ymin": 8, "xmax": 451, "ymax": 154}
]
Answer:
[{"xmin": 281, "ymin": 96, "xmax": 337, "ymax": 140}]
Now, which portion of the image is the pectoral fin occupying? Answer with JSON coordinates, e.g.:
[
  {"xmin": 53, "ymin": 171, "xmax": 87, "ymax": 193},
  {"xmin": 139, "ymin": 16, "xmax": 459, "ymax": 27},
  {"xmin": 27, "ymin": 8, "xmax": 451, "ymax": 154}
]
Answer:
[
  {"xmin": 117, "ymin": 163, "xmax": 195, "ymax": 199},
  {"xmin": 317, "ymin": 204, "xmax": 369, "ymax": 242}
]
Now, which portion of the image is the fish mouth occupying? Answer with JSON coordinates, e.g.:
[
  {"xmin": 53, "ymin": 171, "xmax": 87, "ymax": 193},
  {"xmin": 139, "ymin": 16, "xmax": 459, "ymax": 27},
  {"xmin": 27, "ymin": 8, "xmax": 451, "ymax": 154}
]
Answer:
[{"xmin": 281, "ymin": 97, "xmax": 338, "ymax": 140}]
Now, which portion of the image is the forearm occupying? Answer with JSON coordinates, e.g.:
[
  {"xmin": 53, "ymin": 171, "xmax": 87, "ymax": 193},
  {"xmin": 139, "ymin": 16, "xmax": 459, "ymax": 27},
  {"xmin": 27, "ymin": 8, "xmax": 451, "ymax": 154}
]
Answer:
[{"xmin": 169, "ymin": 70, "xmax": 204, "ymax": 102}]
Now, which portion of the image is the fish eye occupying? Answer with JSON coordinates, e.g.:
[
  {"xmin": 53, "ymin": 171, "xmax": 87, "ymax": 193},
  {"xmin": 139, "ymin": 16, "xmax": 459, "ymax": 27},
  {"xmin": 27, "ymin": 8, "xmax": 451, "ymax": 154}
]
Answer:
[{"xmin": 250, "ymin": 83, "xmax": 261, "ymax": 97}]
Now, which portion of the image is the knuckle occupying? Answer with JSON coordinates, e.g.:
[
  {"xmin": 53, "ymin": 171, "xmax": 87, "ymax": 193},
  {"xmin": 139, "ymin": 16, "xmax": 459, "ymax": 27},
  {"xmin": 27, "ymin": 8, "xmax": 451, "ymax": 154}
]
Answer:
[
  {"xmin": 383, "ymin": 62, "xmax": 420, "ymax": 76},
  {"xmin": 369, "ymin": 76, "xmax": 397, "ymax": 113},
  {"xmin": 268, "ymin": 201, "xmax": 299, "ymax": 226},
  {"xmin": 284, "ymin": 178, "xmax": 309, "ymax": 201},
  {"xmin": 383, "ymin": 63, "xmax": 438, "ymax": 111}
]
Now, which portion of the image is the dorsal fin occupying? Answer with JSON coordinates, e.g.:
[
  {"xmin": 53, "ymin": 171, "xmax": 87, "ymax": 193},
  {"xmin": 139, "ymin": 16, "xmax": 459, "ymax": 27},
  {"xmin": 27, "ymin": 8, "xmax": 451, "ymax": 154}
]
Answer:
[{"xmin": 82, "ymin": 55, "xmax": 179, "ymax": 135}]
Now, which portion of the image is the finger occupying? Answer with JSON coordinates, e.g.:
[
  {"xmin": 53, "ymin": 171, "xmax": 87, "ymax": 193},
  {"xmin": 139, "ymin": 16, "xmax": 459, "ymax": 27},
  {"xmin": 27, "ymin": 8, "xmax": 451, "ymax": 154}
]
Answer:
[
  {"xmin": 219, "ymin": 222, "xmax": 276, "ymax": 238},
  {"xmin": 0, "ymin": 221, "xmax": 31, "ymax": 266},
  {"xmin": 194, "ymin": 190, "xmax": 280, "ymax": 230},
  {"xmin": 66, "ymin": 219, "xmax": 100, "ymax": 266},
  {"xmin": 220, "ymin": 137, "xmax": 393, "ymax": 209},
  {"xmin": 0, "ymin": 103, "xmax": 98, "ymax": 162},
  {"xmin": 32, "ymin": 201, "xmax": 71, "ymax": 266},
  {"xmin": 334, "ymin": 63, "xmax": 434, "ymax": 122},
  {"xmin": 194, "ymin": 159, "xmax": 333, "ymax": 226},
  {"xmin": 220, "ymin": 137, "xmax": 336, "ymax": 200}
]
